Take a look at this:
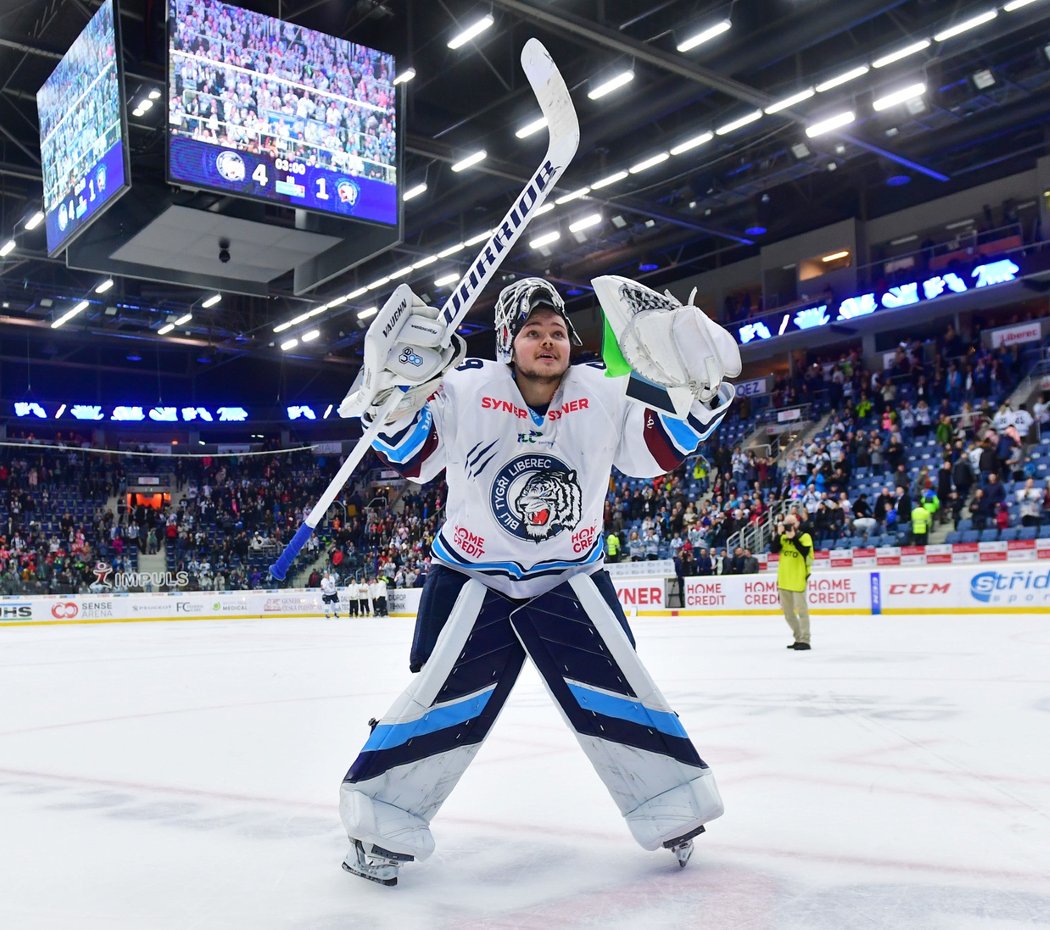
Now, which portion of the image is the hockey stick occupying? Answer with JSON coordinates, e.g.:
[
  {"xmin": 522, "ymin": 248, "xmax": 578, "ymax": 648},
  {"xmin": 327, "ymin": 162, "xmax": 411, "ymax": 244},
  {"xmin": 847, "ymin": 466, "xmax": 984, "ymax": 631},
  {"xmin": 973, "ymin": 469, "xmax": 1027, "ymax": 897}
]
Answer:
[{"xmin": 270, "ymin": 39, "xmax": 579, "ymax": 580}]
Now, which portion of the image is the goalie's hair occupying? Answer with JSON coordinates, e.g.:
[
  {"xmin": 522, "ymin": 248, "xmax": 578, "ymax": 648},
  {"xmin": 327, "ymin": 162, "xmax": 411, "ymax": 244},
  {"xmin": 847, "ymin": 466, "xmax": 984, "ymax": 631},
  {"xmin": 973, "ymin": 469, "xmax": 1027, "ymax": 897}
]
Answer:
[{"xmin": 494, "ymin": 277, "xmax": 582, "ymax": 364}]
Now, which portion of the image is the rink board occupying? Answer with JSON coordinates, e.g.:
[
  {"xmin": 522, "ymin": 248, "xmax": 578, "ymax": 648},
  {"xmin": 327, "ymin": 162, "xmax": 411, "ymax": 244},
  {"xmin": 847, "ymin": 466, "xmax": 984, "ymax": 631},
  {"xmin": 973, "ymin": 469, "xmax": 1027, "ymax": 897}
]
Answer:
[{"xmin": 3, "ymin": 562, "xmax": 1050, "ymax": 626}]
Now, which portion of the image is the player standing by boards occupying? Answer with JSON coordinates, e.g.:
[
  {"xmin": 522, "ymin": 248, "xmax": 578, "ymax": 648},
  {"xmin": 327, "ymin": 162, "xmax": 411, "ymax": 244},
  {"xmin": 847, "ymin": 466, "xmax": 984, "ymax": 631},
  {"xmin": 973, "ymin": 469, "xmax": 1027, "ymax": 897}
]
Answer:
[
  {"xmin": 370, "ymin": 575, "xmax": 388, "ymax": 617},
  {"xmin": 319, "ymin": 571, "xmax": 340, "ymax": 620},
  {"xmin": 355, "ymin": 577, "xmax": 372, "ymax": 617},
  {"xmin": 335, "ymin": 275, "xmax": 741, "ymax": 885}
]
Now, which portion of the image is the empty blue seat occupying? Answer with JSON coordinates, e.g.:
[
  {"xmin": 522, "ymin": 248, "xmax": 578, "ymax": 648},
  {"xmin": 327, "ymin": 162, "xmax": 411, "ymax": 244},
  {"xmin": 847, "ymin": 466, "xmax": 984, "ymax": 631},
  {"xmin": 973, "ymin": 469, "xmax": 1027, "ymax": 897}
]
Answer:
[
  {"xmin": 945, "ymin": 531, "xmax": 961, "ymax": 544},
  {"xmin": 978, "ymin": 528, "xmax": 1000, "ymax": 542},
  {"xmin": 957, "ymin": 518, "xmax": 973, "ymax": 532},
  {"xmin": 1018, "ymin": 526, "xmax": 1039, "ymax": 540},
  {"xmin": 960, "ymin": 530, "xmax": 981, "ymax": 544}
]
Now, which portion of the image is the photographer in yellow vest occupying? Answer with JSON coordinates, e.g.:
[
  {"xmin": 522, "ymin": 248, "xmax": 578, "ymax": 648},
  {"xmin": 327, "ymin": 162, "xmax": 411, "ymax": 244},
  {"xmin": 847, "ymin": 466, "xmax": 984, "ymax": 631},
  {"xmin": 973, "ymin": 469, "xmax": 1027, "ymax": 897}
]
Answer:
[{"xmin": 769, "ymin": 512, "xmax": 813, "ymax": 651}]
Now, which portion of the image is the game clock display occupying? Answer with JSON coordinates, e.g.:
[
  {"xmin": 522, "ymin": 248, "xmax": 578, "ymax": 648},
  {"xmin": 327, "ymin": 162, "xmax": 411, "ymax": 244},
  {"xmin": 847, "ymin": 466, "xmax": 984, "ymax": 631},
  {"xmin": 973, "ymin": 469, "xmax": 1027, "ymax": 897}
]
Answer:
[
  {"xmin": 166, "ymin": 0, "xmax": 398, "ymax": 227},
  {"xmin": 168, "ymin": 139, "xmax": 395, "ymax": 223}
]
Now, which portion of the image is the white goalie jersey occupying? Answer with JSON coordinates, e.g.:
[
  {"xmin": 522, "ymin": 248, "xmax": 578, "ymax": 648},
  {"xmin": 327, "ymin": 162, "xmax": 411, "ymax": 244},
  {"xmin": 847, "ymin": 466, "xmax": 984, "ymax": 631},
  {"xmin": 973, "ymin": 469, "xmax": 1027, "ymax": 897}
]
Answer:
[{"xmin": 371, "ymin": 359, "xmax": 727, "ymax": 598}]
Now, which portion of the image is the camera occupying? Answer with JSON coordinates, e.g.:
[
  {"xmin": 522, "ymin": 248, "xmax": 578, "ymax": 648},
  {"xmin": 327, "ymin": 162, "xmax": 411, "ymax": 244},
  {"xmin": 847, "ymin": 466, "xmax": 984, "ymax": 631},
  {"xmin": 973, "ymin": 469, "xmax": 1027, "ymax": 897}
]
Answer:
[{"xmin": 218, "ymin": 238, "xmax": 231, "ymax": 264}]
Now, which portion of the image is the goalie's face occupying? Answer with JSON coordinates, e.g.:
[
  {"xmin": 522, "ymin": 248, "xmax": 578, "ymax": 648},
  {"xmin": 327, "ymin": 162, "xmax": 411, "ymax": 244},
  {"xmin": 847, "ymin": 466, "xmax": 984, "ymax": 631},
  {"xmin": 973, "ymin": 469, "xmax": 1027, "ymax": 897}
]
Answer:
[{"xmin": 512, "ymin": 308, "xmax": 571, "ymax": 380}]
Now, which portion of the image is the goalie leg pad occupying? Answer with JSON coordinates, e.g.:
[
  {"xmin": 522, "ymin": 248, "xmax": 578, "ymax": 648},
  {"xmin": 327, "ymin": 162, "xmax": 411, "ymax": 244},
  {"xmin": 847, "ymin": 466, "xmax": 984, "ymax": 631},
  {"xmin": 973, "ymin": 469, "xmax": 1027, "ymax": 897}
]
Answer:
[
  {"xmin": 508, "ymin": 571, "xmax": 724, "ymax": 850},
  {"xmin": 340, "ymin": 578, "xmax": 526, "ymax": 857}
]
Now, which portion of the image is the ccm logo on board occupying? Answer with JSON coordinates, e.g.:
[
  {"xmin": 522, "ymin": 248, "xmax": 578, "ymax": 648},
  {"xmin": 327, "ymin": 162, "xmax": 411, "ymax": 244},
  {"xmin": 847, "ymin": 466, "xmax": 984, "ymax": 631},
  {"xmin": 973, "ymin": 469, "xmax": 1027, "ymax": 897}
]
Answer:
[{"xmin": 888, "ymin": 583, "xmax": 951, "ymax": 595}]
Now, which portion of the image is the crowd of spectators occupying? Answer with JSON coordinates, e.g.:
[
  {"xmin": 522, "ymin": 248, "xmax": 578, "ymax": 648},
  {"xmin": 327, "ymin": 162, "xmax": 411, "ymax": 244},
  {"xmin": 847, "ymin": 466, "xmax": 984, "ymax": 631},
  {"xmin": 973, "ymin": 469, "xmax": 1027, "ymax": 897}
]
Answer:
[{"xmin": 0, "ymin": 445, "xmax": 125, "ymax": 595}]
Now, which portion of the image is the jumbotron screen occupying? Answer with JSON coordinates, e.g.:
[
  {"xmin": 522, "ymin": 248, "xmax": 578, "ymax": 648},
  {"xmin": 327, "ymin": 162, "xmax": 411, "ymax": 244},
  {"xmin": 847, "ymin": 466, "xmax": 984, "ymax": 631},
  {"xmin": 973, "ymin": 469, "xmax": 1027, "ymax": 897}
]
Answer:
[
  {"xmin": 37, "ymin": 0, "xmax": 130, "ymax": 257},
  {"xmin": 166, "ymin": 0, "xmax": 399, "ymax": 226}
]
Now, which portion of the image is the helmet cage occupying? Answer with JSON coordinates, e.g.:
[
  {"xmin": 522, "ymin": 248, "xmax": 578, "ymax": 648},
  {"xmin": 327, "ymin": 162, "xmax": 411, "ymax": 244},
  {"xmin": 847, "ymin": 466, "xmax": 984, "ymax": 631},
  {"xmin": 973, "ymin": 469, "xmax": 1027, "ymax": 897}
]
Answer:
[{"xmin": 494, "ymin": 277, "xmax": 581, "ymax": 363}]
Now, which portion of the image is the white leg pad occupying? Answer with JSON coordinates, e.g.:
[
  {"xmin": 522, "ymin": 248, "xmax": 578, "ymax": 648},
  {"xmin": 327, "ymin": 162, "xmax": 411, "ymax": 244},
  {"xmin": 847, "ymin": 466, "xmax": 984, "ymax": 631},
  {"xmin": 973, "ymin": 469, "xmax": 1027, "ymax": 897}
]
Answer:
[
  {"xmin": 339, "ymin": 788, "xmax": 436, "ymax": 860},
  {"xmin": 624, "ymin": 770, "xmax": 724, "ymax": 850}
]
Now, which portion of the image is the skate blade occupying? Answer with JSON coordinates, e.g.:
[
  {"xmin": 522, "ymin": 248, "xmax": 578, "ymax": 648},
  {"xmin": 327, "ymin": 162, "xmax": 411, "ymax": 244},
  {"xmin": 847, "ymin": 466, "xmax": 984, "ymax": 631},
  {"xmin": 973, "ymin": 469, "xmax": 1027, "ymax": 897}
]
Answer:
[
  {"xmin": 673, "ymin": 840, "xmax": 694, "ymax": 868},
  {"xmin": 342, "ymin": 859, "xmax": 397, "ymax": 886}
]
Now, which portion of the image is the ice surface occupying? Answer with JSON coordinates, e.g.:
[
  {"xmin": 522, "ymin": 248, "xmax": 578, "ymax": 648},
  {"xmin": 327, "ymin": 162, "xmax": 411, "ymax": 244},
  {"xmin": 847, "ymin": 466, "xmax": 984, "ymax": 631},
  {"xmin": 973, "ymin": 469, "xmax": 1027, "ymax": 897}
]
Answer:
[{"xmin": 1, "ymin": 613, "xmax": 1048, "ymax": 928}]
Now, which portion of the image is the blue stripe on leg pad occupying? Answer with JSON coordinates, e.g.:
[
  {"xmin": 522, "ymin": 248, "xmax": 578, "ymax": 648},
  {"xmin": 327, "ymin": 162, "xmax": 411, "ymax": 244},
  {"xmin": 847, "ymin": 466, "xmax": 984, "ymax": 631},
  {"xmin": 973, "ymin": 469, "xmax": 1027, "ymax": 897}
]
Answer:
[
  {"xmin": 566, "ymin": 682, "xmax": 687, "ymax": 739},
  {"xmin": 362, "ymin": 686, "xmax": 497, "ymax": 752}
]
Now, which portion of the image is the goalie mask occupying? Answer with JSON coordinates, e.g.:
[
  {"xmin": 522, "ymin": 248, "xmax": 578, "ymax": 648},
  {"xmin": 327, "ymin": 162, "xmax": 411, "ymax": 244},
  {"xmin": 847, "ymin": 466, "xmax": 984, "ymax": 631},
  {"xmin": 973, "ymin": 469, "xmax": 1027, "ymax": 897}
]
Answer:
[{"xmin": 494, "ymin": 277, "xmax": 582, "ymax": 364}]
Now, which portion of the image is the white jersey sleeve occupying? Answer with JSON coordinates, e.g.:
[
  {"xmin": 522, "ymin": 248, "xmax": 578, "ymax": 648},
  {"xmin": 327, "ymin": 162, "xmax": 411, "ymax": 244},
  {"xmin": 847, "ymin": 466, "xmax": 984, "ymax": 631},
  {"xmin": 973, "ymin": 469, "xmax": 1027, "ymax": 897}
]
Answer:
[{"xmin": 369, "ymin": 359, "xmax": 727, "ymax": 597}]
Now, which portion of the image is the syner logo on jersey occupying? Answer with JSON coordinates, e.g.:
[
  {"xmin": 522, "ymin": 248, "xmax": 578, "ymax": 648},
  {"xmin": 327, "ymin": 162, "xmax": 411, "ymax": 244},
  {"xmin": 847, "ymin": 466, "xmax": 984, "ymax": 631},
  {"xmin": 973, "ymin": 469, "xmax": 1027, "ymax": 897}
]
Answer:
[{"xmin": 490, "ymin": 454, "xmax": 582, "ymax": 542}]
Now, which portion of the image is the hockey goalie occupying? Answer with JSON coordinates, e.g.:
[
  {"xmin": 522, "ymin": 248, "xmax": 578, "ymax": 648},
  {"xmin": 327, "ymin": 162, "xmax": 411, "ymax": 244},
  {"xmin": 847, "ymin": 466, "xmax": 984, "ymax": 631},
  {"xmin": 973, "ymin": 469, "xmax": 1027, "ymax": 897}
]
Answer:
[{"xmin": 335, "ymin": 275, "xmax": 741, "ymax": 885}]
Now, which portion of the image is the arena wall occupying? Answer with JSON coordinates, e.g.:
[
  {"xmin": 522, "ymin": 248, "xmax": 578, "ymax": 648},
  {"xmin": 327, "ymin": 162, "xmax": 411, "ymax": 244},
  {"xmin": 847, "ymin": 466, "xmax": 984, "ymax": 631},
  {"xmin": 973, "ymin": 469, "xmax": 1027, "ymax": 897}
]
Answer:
[{"xmin": 3, "ymin": 562, "xmax": 1050, "ymax": 626}]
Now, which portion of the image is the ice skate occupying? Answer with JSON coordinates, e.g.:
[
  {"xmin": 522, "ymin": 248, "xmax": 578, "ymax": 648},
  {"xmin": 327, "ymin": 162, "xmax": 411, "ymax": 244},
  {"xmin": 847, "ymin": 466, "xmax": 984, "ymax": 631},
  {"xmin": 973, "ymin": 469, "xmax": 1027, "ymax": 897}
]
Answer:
[
  {"xmin": 341, "ymin": 839, "xmax": 413, "ymax": 886},
  {"xmin": 664, "ymin": 824, "xmax": 704, "ymax": 869}
]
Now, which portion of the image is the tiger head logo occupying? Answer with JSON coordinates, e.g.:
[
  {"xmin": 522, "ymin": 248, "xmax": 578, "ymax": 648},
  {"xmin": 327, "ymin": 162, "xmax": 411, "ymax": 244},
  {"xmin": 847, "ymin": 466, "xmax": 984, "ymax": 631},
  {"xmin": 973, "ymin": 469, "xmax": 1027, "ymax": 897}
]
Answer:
[{"xmin": 513, "ymin": 469, "xmax": 582, "ymax": 542}]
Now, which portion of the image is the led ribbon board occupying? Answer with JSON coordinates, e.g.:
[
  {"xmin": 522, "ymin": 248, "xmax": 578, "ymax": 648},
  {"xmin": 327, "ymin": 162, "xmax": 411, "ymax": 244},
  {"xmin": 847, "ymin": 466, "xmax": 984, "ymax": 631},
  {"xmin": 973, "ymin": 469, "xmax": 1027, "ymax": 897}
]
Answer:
[{"xmin": 736, "ymin": 258, "xmax": 1023, "ymax": 346}]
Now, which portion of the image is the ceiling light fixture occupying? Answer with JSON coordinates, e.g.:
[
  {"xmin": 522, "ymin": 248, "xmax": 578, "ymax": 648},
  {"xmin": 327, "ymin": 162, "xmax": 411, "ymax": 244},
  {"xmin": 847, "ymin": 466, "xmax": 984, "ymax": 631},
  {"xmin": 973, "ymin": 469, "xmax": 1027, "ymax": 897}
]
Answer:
[
  {"xmin": 822, "ymin": 250, "xmax": 850, "ymax": 262},
  {"xmin": 872, "ymin": 39, "xmax": 931, "ymax": 68},
  {"xmin": 24, "ymin": 210, "xmax": 45, "ymax": 230},
  {"xmin": 529, "ymin": 230, "xmax": 561, "ymax": 249},
  {"xmin": 0, "ymin": 239, "xmax": 15, "ymax": 257},
  {"xmin": 588, "ymin": 69, "xmax": 634, "ymax": 100},
  {"xmin": 815, "ymin": 66, "xmax": 870, "ymax": 93},
  {"xmin": 669, "ymin": 130, "xmax": 714, "ymax": 155},
  {"xmin": 554, "ymin": 187, "xmax": 590, "ymax": 205},
  {"xmin": 933, "ymin": 9, "xmax": 998, "ymax": 42},
  {"xmin": 95, "ymin": 278, "xmax": 114, "ymax": 294},
  {"xmin": 280, "ymin": 338, "xmax": 298, "ymax": 351},
  {"xmin": 357, "ymin": 307, "xmax": 378, "ymax": 320},
  {"xmin": 50, "ymin": 299, "xmax": 90, "ymax": 329},
  {"xmin": 412, "ymin": 255, "xmax": 438, "ymax": 269},
  {"xmin": 805, "ymin": 110, "xmax": 855, "ymax": 137},
  {"xmin": 437, "ymin": 241, "xmax": 466, "ymax": 258},
  {"xmin": 872, "ymin": 82, "xmax": 927, "ymax": 111},
  {"xmin": 393, "ymin": 67, "xmax": 416, "ymax": 85},
  {"xmin": 629, "ymin": 152, "xmax": 670, "ymax": 174},
  {"xmin": 202, "ymin": 293, "xmax": 221, "ymax": 308},
  {"xmin": 447, "ymin": 14, "xmax": 494, "ymax": 50},
  {"xmin": 971, "ymin": 68, "xmax": 996, "ymax": 90},
  {"xmin": 157, "ymin": 322, "xmax": 175, "ymax": 335},
  {"xmin": 367, "ymin": 276, "xmax": 391, "ymax": 290},
  {"xmin": 346, "ymin": 286, "xmax": 368, "ymax": 300},
  {"xmin": 568, "ymin": 213, "xmax": 602, "ymax": 233},
  {"xmin": 715, "ymin": 109, "xmax": 763, "ymax": 135},
  {"xmin": 764, "ymin": 88, "xmax": 815, "ymax": 114},
  {"xmin": 451, "ymin": 150, "xmax": 487, "ymax": 172},
  {"xmin": 1004, "ymin": 0, "xmax": 1043, "ymax": 9},
  {"xmin": 301, "ymin": 329, "xmax": 320, "ymax": 342},
  {"xmin": 174, "ymin": 313, "xmax": 193, "ymax": 326},
  {"xmin": 515, "ymin": 116, "xmax": 548, "ymax": 138},
  {"xmin": 676, "ymin": 19, "xmax": 731, "ymax": 53},
  {"xmin": 402, "ymin": 182, "xmax": 427, "ymax": 201},
  {"xmin": 591, "ymin": 170, "xmax": 629, "ymax": 189},
  {"xmin": 464, "ymin": 229, "xmax": 493, "ymax": 247},
  {"xmin": 435, "ymin": 272, "xmax": 460, "ymax": 287}
]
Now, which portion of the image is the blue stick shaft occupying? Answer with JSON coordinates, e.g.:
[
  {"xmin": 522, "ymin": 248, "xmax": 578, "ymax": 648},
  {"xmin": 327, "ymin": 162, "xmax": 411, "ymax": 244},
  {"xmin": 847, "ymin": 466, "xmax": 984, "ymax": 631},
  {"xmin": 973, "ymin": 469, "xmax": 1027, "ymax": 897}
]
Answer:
[{"xmin": 270, "ymin": 523, "xmax": 314, "ymax": 580}]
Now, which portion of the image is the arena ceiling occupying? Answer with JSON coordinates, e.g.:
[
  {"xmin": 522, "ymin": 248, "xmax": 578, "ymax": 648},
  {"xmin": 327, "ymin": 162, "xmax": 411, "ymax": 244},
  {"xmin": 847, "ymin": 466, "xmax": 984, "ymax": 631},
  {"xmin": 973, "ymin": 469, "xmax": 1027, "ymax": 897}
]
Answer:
[{"xmin": 2, "ymin": 0, "xmax": 1050, "ymax": 399}]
